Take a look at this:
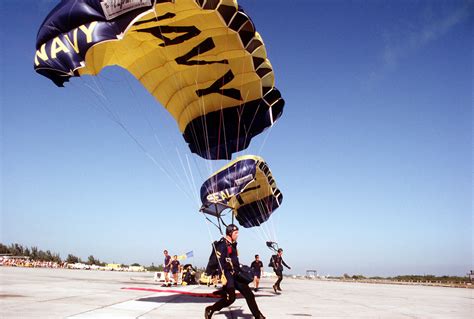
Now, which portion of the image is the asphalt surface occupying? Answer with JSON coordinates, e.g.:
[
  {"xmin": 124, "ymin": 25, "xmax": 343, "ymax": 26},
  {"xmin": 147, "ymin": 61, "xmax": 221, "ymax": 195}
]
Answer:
[{"xmin": 1, "ymin": 267, "xmax": 472, "ymax": 318}]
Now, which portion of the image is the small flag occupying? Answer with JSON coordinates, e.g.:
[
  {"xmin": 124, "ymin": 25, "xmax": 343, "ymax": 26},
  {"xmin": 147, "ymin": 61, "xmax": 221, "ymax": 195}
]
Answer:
[{"xmin": 186, "ymin": 251, "xmax": 194, "ymax": 258}]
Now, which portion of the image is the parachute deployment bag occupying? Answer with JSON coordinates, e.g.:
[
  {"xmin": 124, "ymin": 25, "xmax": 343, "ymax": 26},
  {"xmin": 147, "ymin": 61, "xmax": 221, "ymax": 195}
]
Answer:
[
  {"xmin": 268, "ymin": 255, "xmax": 275, "ymax": 268},
  {"xmin": 236, "ymin": 265, "xmax": 254, "ymax": 284},
  {"xmin": 205, "ymin": 240, "xmax": 220, "ymax": 276}
]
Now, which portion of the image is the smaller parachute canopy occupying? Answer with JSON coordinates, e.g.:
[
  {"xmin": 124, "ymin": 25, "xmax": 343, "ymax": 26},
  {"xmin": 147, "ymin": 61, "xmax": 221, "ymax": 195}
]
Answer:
[{"xmin": 200, "ymin": 155, "xmax": 283, "ymax": 228}]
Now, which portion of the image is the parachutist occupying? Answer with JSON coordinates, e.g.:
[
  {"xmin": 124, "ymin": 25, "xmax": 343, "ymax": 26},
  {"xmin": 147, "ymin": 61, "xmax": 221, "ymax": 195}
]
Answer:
[
  {"xmin": 269, "ymin": 248, "xmax": 291, "ymax": 294},
  {"xmin": 204, "ymin": 224, "xmax": 265, "ymax": 319},
  {"xmin": 162, "ymin": 250, "xmax": 171, "ymax": 287}
]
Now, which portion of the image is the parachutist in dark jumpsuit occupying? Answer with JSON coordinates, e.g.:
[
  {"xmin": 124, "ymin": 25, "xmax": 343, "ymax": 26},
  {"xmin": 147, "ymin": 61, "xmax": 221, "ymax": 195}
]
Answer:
[
  {"xmin": 270, "ymin": 248, "xmax": 291, "ymax": 293},
  {"xmin": 205, "ymin": 224, "xmax": 265, "ymax": 319}
]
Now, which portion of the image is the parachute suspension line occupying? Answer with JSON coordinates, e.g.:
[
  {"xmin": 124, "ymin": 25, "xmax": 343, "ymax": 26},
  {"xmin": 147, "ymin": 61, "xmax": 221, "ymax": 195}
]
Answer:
[
  {"xmin": 257, "ymin": 122, "xmax": 275, "ymax": 155},
  {"xmin": 268, "ymin": 180, "xmax": 282, "ymax": 243},
  {"xmin": 83, "ymin": 77, "xmax": 148, "ymax": 153},
  {"xmin": 258, "ymin": 197, "xmax": 278, "ymax": 242},
  {"xmin": 234, "ymin": 99, "xmax": 245, "ymax": 154},
  {"xmin": 204, "ymin": 214, "xmax": 222, "ymax": 234},
  {"xmin": 119, "ymin": 62, "xmax": 193, "ymax": 200},
  {"xmin": 242, "ymin": 101, "xmax": 262, "ymax": 153},
  {"xmin": 175, "ymin": 151, "xmax": 201, "ymax": 207},
  {"xmin": 238, "ymin": 91, "xmax": 254, "ymax": 155},
  {"xmin": 232, "ymin": 192, "xmax": 276, "ymax": 246},
  {"xmin": 258, "ymin": 194, "xmax": 275, "ymax": 239},
  {"xmin": 236, "ymin": 161, "xmax": 275, "ymax": 243},
  {"xmin": 191, "ymin": 152, "xmax": 207, "ymax": 191},
  {"xmin": 255, "ymin": 200, "xmax": 274, "ymax": 241},
  {"xmin": 185, "ymin": 154, "xmax": 201, "ymax": 205},
  {"xmin": 188, "ymin": 92, "xmax": 209, "ymax": 166},
  {"xmin": 238, "ymin": 212, "xmax": 271, "ymax": 248},
  {"xmin": 80, "ymin": 77, "xmax": 123, "ymax": 125},
  {"xmin": 256, "ymin": 188, "xmax": 279, "ymax": 244},
  {"xmin": 79, "ymin": 75, "xmax": 197, "ymax": 203}
]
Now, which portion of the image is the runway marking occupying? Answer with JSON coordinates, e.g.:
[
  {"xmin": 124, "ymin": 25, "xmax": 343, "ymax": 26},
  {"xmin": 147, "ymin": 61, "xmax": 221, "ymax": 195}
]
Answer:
[{"xmin": 68, "ymin": 299, "xmax": 167, "ymax": 318}]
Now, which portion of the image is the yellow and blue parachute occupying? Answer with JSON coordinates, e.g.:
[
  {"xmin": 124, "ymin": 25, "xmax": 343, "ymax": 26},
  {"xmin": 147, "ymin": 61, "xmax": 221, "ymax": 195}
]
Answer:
[
  {"xmin": 34, "ymin": 0, "xmax": 284, "ymax": 159},
  {"xmin": 200, "ymin": 155, "xmax": 282, "ymax": 228}
]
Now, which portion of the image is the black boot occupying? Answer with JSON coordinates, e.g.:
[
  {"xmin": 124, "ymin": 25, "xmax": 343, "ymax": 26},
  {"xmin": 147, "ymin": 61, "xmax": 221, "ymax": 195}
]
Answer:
[
  {"xmin": 204, "ymin": 306, "xmax": 214, "ymax": 319},
  {"xmin": 257, "ymin": 313, "xmax": 266, "ymax": 319}
]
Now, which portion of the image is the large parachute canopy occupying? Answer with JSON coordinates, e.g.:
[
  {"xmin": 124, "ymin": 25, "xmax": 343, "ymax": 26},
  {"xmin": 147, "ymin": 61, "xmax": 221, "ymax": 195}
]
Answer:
[
  {"xmin": 200, "ymin": 155, "xmax": 283, "ymax": 228},
  {"xmin": 34, "ymin": 0, "xmax": 284, "ymax": 159}
]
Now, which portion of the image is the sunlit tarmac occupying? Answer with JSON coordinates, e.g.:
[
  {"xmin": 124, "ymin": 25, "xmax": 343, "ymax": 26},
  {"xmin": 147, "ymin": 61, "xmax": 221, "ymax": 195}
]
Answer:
[{"xmin": 1, "ymin": 267, "xmax": 472, "ymax": 318}]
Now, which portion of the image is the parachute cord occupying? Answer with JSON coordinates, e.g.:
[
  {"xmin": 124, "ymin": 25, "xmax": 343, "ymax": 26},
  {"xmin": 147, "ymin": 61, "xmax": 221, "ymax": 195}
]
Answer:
[
  {"xmin": 119, "ymin": 63, "xmax": 193, "ymax": 199},
  {"xmin": 257, "ymin": 122, "xmax": 275, "ymax": 154},
  {"xmin": 242, "ymin": 101, "xmax": 262, "ymax": 152},
  {"xmin": 191, "ymin": 153, "xmax": 207, "ymax": 192},
  {"xmin": 259, "ymin": 199, "xmax": 277, "ymax": 242},
  {"xmin": 78, "ymin": 76, "xmax": 198, "ymax": 203},
  {"xmin": 204, "ymin": 215, "xmax": 223, "ymax": 233},
  {"xmin": 260, "ymin": 195, "xmax": 279, "ymax": 244},
  {"xmin": 237, "ymin": 197, "xmax": 276, "ymax": 246},
  {"xmin": 185, "ymin": 154, "xmax": 201, "ymax": 204},
  {"xmin": 175, "ymin": 151, "xmax": 200, "ymax": 206},
  {"xmin": 239, "ymin": 215, "xmax": 271, "ymax": 250}
]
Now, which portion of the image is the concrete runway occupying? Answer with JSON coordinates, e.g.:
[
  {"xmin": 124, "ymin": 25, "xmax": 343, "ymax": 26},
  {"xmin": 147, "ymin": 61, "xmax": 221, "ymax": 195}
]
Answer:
[{"xmin": 1, "ymin": 267, "xmax": 472, "ymax": 318}]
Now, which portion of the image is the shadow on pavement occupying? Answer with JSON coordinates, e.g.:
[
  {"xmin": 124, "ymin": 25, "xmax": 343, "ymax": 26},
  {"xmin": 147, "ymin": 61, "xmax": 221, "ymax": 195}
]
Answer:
[{"xmin": 138, "ymin": 295, "xmax": 215, "ymax": 304}]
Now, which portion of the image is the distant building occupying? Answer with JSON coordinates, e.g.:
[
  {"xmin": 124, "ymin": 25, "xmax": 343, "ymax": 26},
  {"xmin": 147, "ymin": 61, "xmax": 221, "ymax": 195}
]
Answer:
[
  {"xmin": 469, "ymin": 270, "xmax": 474, "ymax": 282},
  {"xmin": 128, "ymin": 265, "xmax": 145, "ymax": 272},
  {"xmin": 105, "ymin": 263, "xmax": 122, "ymax": 271}
]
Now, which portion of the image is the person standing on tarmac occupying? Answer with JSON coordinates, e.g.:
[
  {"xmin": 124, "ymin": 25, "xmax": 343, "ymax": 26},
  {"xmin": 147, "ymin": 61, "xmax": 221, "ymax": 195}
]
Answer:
[
  {"xmin": 205, "ymin": 224, "xmax": 266, "ymax": 319},
  {"xmin": 270, "ymin": 248, "xmax": 291, "ymax": 293},
  {"xmin": 162, "ymin": 250, "xmax": 172, "ymax": 287},
  {"xmin": 170, "ymin": 255, "xmax": 181, "ymax": 286},
  {"xmin": 250, "ymin": 254, "xmax": 264, "ymax": 292}
]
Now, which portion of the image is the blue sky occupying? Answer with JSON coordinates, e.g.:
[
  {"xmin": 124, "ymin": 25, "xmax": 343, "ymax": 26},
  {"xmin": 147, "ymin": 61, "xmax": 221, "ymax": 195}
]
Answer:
[{"xmin": 1, "ymin": 0, "xmax": 472, "ymax": 276}]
